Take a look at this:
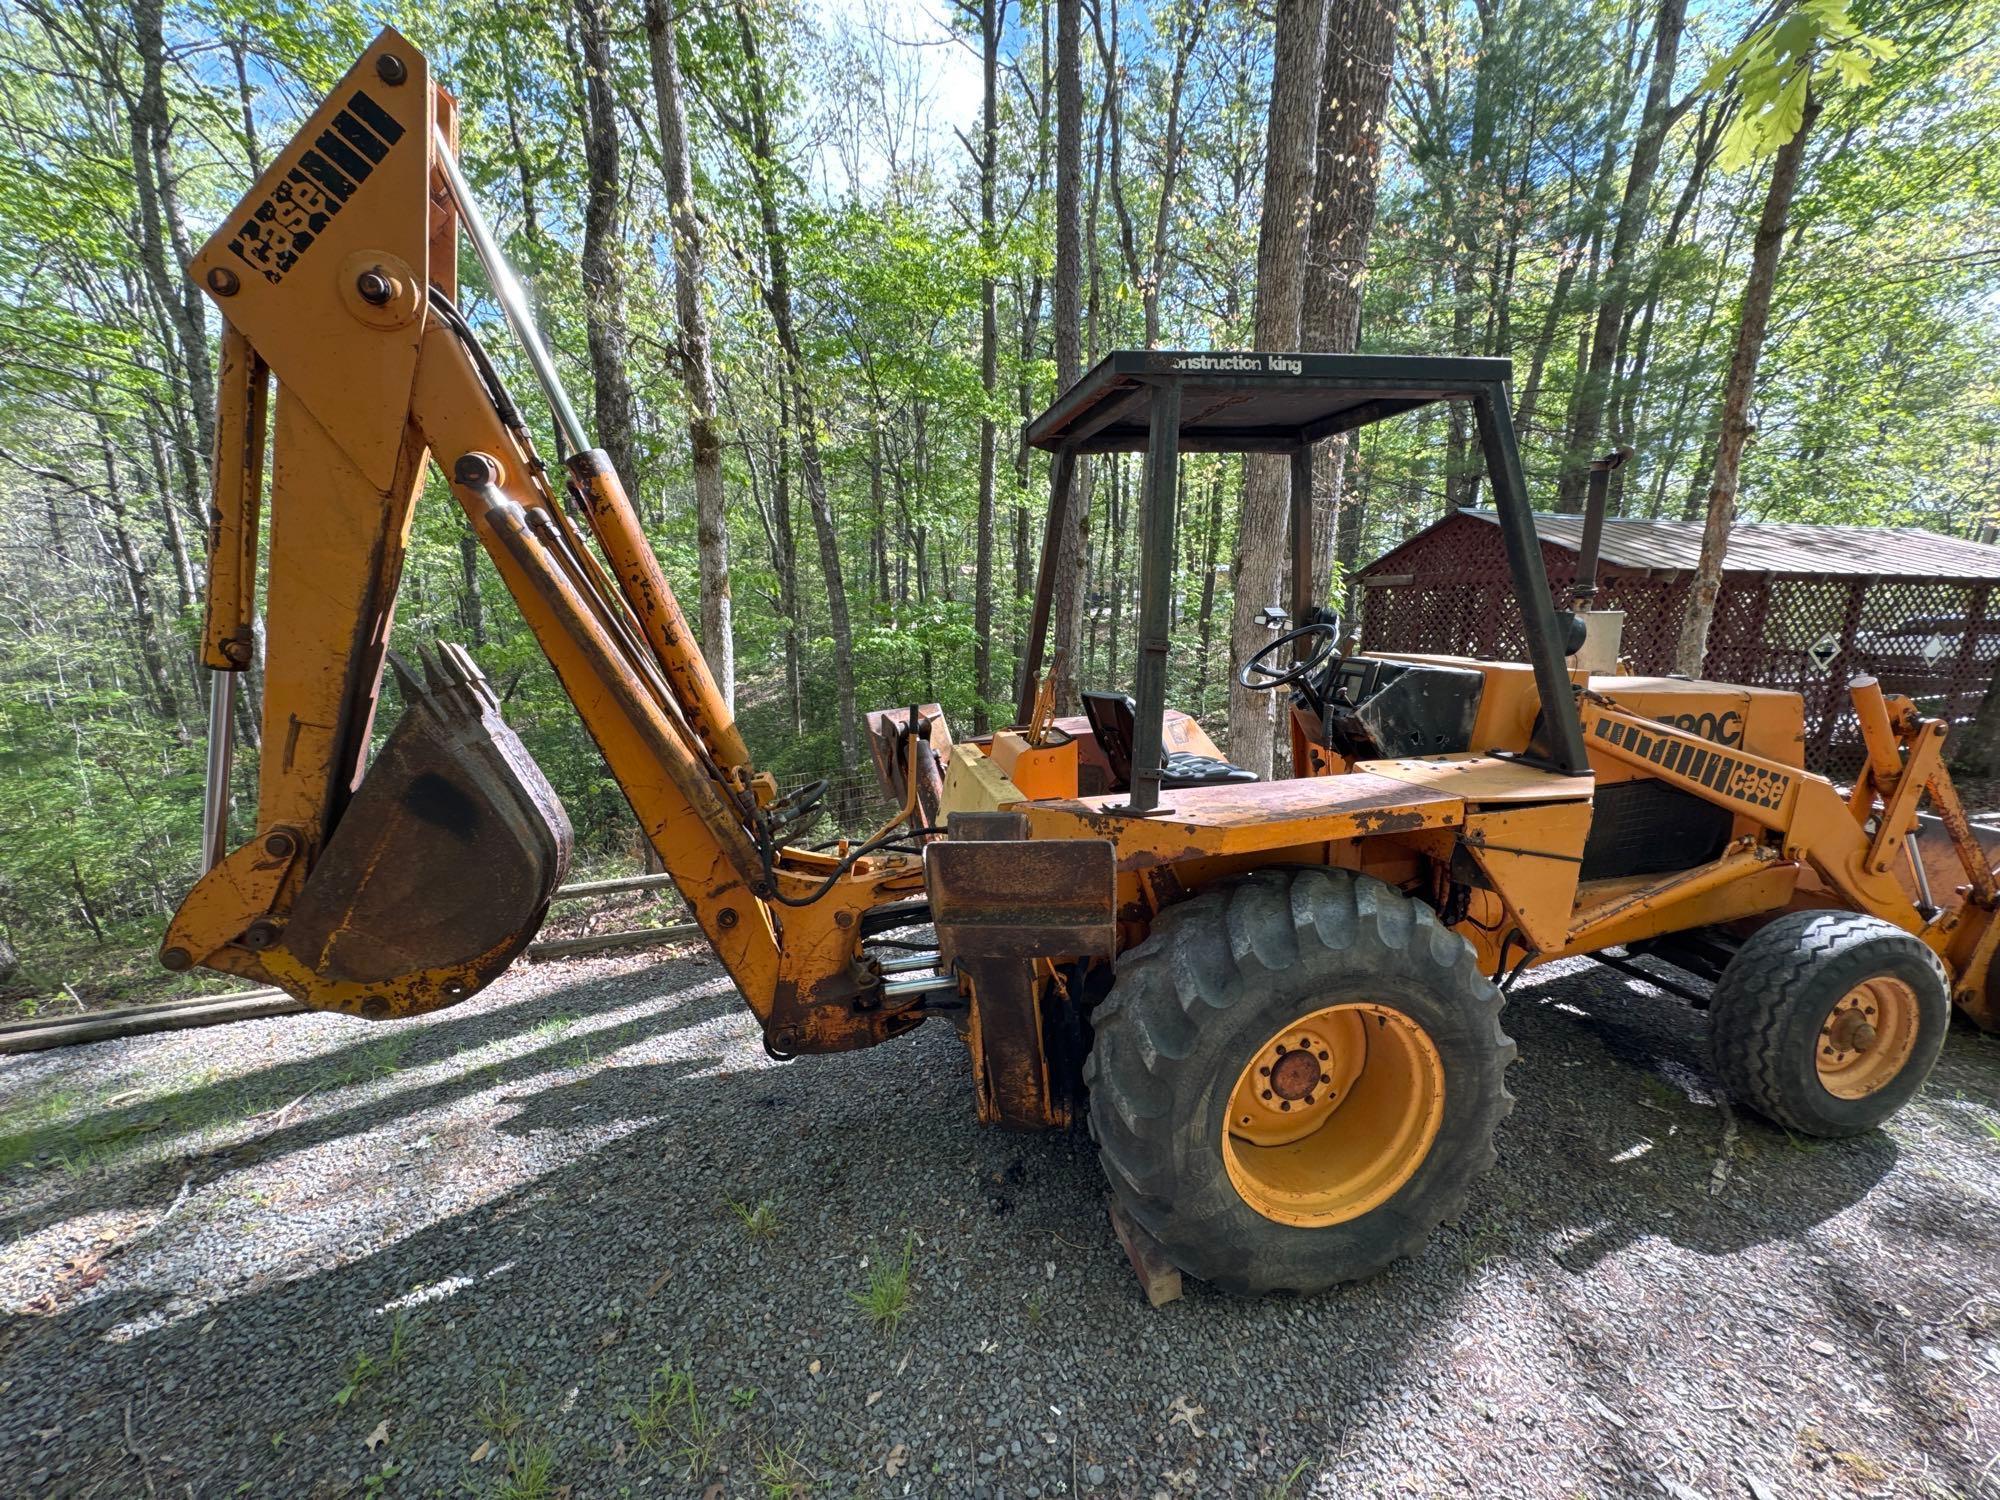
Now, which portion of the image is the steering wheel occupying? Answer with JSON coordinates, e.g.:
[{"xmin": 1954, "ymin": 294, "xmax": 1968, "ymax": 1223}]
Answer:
[{"xmin": 1239, "ymin": 621, "xmax": 1341, "ymax": 691}]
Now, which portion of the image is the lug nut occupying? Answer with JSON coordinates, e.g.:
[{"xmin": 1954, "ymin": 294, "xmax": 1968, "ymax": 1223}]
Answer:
[{"xmin": 356, "ymin": 269, "xmax": 394, "ymax": 306}]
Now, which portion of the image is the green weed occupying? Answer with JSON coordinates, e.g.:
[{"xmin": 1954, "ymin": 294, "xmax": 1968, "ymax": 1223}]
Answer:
[
  {"xmin": 531, "ymin": 1011, "xmax": 579, "ymax": 1041},
  {"xmin": 729, "ymin": 1197, "xmax": 781, "ymax": 1238},
  {"xmin": 623, "ymin": 1362, "xmax": 721, "ymax": 1477},
  {"xmin": 329, "ymin": 1035, "xmax": 411, "ymax": 1088},
  {"xmin": 492, "ymin": 1441, "xmax": 556, "ymax": 1500},
  {"xmin": 385, "ymin": 1310, "xmax": 418, "ymax": 1374},
  {"xmin": 1260, "ymin": 1458, "xmax": 1311, "ymax": 1499},
  {"xmin": 851, "ymin": 1233, "xmax": 915, "ymax": 1336},
  {"xmin": 729, "ymin": 1386, "xmax": 759, "ymax": 1410},
  {"xmin": 754, "ymin": 1432, "xmax": 813, "ymax": 1498},
  {"xmin": 333, "ymin": 1347, "xmax": 381, "ymax": 1407},
  {"xmin": 478, "ymin": 1377, "xmax": 526, "ymax": 1441}
]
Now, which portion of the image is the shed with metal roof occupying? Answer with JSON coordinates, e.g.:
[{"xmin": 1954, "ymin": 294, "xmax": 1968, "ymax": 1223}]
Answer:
[{"xmin": 1353, "ymin": 508, "xmax": 2000, "ymax": 774}]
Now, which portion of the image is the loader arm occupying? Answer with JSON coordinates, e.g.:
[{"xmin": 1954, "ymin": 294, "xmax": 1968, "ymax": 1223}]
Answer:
[{"xmin": 163, "ymin": 30, "xmax": 925, "ymax": 1053}]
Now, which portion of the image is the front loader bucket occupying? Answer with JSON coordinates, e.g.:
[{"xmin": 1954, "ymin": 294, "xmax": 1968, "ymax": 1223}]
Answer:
[{"xmin": 278, "ymin": 645, "xmax": 572, "ymax": 1017}]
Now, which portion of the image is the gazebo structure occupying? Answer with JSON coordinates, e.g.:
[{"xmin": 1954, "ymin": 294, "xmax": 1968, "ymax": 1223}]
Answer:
[{"xmin": 1355, "ymin": 509, "xmax": 2000, "ymax": 773}]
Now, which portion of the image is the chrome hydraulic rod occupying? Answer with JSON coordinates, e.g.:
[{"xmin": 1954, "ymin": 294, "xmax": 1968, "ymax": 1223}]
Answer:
[
  {"xmin": 201, "ymin": 669, "xmax": 235, "ymax": 873},
  {"xmin": 432, "ymin": 129, "xmax": 590, "ymax": 456}
]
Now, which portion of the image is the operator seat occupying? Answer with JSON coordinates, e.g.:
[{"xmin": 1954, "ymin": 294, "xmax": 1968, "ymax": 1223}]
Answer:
[{"xmin": 1081, "ymin": 692, "xmax": 1259, "ymax": 792}]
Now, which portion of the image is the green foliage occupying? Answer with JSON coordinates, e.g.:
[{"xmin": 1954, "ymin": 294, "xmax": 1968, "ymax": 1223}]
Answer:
[{"xmin": 1702, "ymin": 0, "xmax": 1898, "ymax": 169}]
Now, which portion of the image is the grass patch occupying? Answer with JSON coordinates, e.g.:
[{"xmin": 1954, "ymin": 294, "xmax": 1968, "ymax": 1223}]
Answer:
[
  {"xmin": 624, "ymin": 1361, "xmax": 722, "ymax": 1477},
  {"xmin": 851, "ymin": 1233, "xmax": 915, "ymax": 1336},
  {"xmin": 0, "ymin": 1088, "xmax": 177, "ymax": 1178},
  {"xmin": 492, "ymin": 1440, "xmax": 557, "ymax": 1500},
  {"xmin": 334, "ymin": 1312, "xmax": 418, "ymax": 1406},
  {"xmin": 531, "ymin": 1011, "xmax": 580, "ymax": 1041},
  {"xmin": 477, "ymin": 1377, "xmax": 526, "ymax": 1441},
  {"xmin": 729, "ymin": 1197, "xmax": 781, "ymax": 1238},
  {"xmin": 753, "ymin": 1432, "xmax": 813, "ymax": 1498},
  {"xmin": 327, "ymin": 1034, "xmax": 412, "ymax": 1088},
  {"xmin": 1, "ymin": 918, "xmax": 245, "ymax": 1020}
]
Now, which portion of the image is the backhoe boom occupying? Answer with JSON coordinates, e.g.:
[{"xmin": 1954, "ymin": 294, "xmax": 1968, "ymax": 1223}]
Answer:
[{"xmin": 165, "ymin": 30, "xmax": 925, "ymax": 1054}]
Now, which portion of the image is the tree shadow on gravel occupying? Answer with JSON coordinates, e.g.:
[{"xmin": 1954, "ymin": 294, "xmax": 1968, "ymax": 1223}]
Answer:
[
  {"xmin": 0, "ymin": 964, "xmax": 739, "ymax": 1245},
  {"xmin": 1494, "ymin": 962, "xmax": 1907, "ymax": 1273},
  {"xmin": 3, "ymin": 959, "xmax": 1991, "ymax": 1499}
]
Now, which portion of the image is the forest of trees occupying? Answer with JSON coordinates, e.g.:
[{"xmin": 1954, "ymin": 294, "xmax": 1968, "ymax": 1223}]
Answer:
[{"xmin": 0, "ymin": 0, "xmax": 1995, "ymax": 994}]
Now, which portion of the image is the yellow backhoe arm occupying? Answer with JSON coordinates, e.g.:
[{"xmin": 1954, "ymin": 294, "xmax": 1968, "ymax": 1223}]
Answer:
[{"xmin": 163, "ymin": 30, "xmax": 925, "ymax": 1053}]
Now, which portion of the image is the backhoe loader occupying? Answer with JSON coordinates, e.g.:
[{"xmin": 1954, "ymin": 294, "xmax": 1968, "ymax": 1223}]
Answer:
[{"xmin": 168, "ymin": 31, "xmax": 2000, "ymax": 1297}]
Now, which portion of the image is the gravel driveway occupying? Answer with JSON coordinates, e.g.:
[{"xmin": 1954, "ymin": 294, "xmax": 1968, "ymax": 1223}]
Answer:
[{"xmin": 1, "ymin": 947, "xmax": 1996, "ymax": 1499}]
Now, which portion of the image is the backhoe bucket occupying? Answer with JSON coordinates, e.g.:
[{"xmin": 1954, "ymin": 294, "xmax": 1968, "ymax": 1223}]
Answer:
[{"xmin": 279, "ymin": 645, "xmax": 571, "ymax": 1017}]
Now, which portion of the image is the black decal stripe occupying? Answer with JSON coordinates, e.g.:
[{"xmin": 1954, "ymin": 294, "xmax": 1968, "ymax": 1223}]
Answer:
[
  {"xmin": 1689, "ymin": 748, "xmax": 1710, "ymax": 784},
  {"xmin": 349, "ymin": 90, "xmax": 407, "ymax": 145},
  {"xmin": 297, "ymin": 152, "xmax": 356, "ymax": 202},
  {"xmin": 333, "ymin": 108, "xmax": 390, "ymax": 164},
  {"xmin": 315, "ymin": 128, "xmax": 373, "ymax": 186}
]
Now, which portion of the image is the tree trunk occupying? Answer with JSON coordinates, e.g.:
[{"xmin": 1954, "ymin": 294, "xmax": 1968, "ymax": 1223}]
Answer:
[
  {"xmin": 1302, "ymin": 0, "xmax": 1400, "ymax": 601},
  {"xmin": 573, "ymin": 0, "xmax": 641, "ymax": 494},
  {"xmin": 1045, "ymin": 0, "xmax": 1089, "ymax": 713},
  {"xmin": 1013, "ymin": 272, "xmax": 1044, "ymax": 681},
  {"xmin": 1675, "ymin": 92, "xmax": 1821, "ymax": 676},
  {"xmin": 91, "ymin": 410, "xmax": 180, "ymax": 723},
  {"xmin": 735, "ymin": 0, "xmax": 862, "ymax": 807},
  {"xmin": 973, "ymin": 0, "xmax": 1003, "ymax": 733},
  {"xmin": 126, "ymin": 0, "xmax": 216, "ymax": 504},
  {"xmin": 459, "ymin": 528, "xmax": 486, "ymax": 646},
  {"xmin": 1227, "ymin": 0, "xmax": 1327, "ymax": 775},
  {"xmin": 645, "ymin": 0, "xmax": 733, "ymax": 708},
  {"xmin": 1558, "ymin": 0, "xmax": 1689, "ymax": 510}
]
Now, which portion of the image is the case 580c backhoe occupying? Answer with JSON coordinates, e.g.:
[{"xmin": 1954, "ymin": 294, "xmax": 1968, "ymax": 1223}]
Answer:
[{"xmin": 168, "ymin": 31, "xmax": 2000, "ymax": 1296}]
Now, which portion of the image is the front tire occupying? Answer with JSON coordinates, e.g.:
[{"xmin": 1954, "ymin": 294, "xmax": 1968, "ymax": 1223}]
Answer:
[
  {"xmin": 1708, "ymin": 910, "xmax": 1949, "ymax": 1138},
  {"xmin": 1083, "ymin": 867, "xmax": 1514, "ymax": 1295}
]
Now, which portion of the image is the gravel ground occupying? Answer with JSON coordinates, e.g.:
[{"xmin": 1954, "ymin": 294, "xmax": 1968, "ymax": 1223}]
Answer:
[{"xmin": 1, "ymin": 947, "xmax": 1997, "ymax": 1500}]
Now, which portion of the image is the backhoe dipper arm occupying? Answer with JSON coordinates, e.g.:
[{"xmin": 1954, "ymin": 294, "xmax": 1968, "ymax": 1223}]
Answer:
[{"xmin": 164, "ymin": 30, "xmax": 923, "ymax": 1051}]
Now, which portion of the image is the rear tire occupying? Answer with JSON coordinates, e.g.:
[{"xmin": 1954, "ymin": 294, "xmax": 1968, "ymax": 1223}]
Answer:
[
  {"xmin": 1083, "ymin": 867, "xmax": 1514, "ymax": 1295},
  {"xmin": 1708, "ymin": 910, "xmax": 1949, "ymax": 1138}
]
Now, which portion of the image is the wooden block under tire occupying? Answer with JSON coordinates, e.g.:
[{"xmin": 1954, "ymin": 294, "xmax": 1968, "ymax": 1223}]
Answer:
[{"xmin": 1106, "ymin": 1193, "xmax": 1183, "ymax": 1307}]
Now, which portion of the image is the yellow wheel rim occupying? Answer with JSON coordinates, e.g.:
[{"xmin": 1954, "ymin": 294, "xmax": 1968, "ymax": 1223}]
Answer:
[
  {"xmin": 1817, "ymin": 976, "xmax": 1920, "ymax": 1100},
  {"xmin": 1222, "ymin": 1003, "xmax": 1446, "ymax": 1228}
]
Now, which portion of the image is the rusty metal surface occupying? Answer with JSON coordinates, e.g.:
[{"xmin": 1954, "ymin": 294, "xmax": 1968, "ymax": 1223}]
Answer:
[
  {"xmin": 926, "ymin": 815, "xmax": 1117, "ymax": 960},
  {"xmin": 928, "ymin": 813, "xmax": 1099, "ymax": 1130},
  {"xmin": 280, "ymin": 645, "xmax": 571, "ymax": 1013},
  {"xmin": 1017, "ymin": 771, "xmax": 1463, "ymax": 872},
  {"xmin": 1358, "ymin": 754, "xmax": 1595, "ymax": 804},
  {"xmin": 863, "ymin": 704, "xmax": 952, "ymax": 822}
]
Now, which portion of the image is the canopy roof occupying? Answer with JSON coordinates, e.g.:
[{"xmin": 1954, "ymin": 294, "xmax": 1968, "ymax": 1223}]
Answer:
[{"xmin": 1026, "ymin": 350, "xmax": 1516, "ymax": 454}]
